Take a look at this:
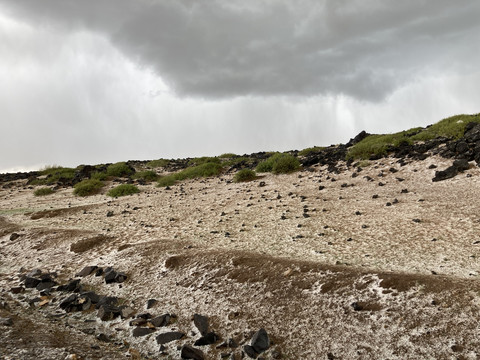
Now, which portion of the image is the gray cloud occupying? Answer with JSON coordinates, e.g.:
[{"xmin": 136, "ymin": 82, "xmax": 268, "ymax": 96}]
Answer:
[{"xmin": 2, "ymin": 0, "xmax": 479, "ymax": 101}]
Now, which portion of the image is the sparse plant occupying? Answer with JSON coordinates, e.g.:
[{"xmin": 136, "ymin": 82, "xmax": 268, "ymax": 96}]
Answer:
[
  {"xmin": 219, "ymin": 153, "xmax": 237, "ymax": 158},
  {"xmin": 234, "ymin": 169, "xmax": 257, "ymax": 182},
  {"xmin": 157, "ymin": 162, "xmax": 223, "ymax": 187},
  {"xmin": 411, "ymin": 114, "xmax": 480, "ymax": 141},
  {"xmin": 34, "ymin": 187, "xmax": 55, "ymax": 196},
  {"xmin": 299, "ymin": 146, "xmax": 325, "ymax": 156},
  {"xmin": 73, "ymin": 179, "xmax": 105, "ymax": 196},
  {"xmin": 106, "ymin": 162, "xmax": 135, "ymax": 177},
  {"xmin": 134, "ymin": 170, "xmax": 159, "ymax": 182},
  {"xmin": 147, "ymin": 159, "xmax": 169, "ymax": 168},
  {"xmin": 107, "ymin": 184, "xmax": 140, "ymax": 197},
  {"xmin": 188, "ymin": 156, "xmax": 221, "ymax": 166},
  {"xmin": 90, "ymin": 171, "xmax": 108, "ymax": 181},
  {"xmin": 256, "ymin": 153, "xmax": 300, "ymax": 174}
]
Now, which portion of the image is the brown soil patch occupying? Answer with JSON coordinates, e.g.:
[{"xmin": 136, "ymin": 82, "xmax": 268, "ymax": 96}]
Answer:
[
  {"xmin": 70, "ymin": 235, "xmax": 114, "ymax": 253},
  {"xmin": 0, "ymin": 216, "xmax": 20, "ymax": 237}
]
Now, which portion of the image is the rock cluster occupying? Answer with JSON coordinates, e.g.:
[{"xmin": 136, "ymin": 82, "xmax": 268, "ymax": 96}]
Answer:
[{"xmin": 10, "ymin": 265, "xmax": 274, "ymax": 359}]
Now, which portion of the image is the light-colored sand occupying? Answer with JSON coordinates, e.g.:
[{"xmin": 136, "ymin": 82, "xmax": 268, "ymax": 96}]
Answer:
[{"xmin": 1, "ymin": 155, "xmax": 480, "ymax": 359}]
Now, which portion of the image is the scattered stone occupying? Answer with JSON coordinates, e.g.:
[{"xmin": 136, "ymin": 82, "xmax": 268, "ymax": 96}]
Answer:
[
  {"xmin": 319, "ymin": 186, "xmax": 325, "ymax": 191},
  {"xmin": 193, "ymin": 314, "xmax": 209, "ymax": 336},
  {"xmin": 156, "ymin": 331, "xmax": 185, "ymax": 345},
  {"xmin": 147, "ymin": 298, "xmax": 157, "ymax": 309},
  {"xmin": 355, "ymin": 211, "xmax": 361, "ymax": 215},
  {"xmin": 97, "ymin": 304, "xmax": 121, "ymax": 321},
  {"xmin": 243, "ymin": 345, "xmax": 258, "ymax": 359},
  {"xmin": 258, "ymin": 181, "xmax": 266, "ymax": 187},
  {"xmin": 9, "ymin": 233, "xmax": 20, "ymax": 241},
  {"xmin": 372, "ymin": 194, "xmax": 379, "ymax": 199},
  {"xmin": 24, "ymin": 277, "xmax": 41, "ymax": 288},
  {"xmin": 132, "ymin": 327, "xmax": 155, "ymax": 337},
  {"xmin": 0, "ymin": 317, "xmax": 13, "ymax": 326},
  {"xmin": 150, "ymin": 314, "xmax": 171, "ymax": 327},
  {"xmin": 412, "ymin": 218, "xmax": 422, "ymax": 223},
  {"xmin": 76, "ymin": 266, "xmax": 98, "ymax": 277},
  {"xmin": 251, "ymin": 328, "xmax": 270, "ymax": 354},
  {"xmin": 401, "ymin": 189, "xmax": 408, "ymax": 193},
  {"xmin": 120, "ymin": 306, "xmax": 135, "ymax": 319},
  {"xmin": 181, "ymin": 345, "xmax": 205, "ymax": 360},
  {"xmin": 106, "ymin": 211, "xmax": 114, "ymax": 217},
  {"xmin": 194, "ymin": 332, "xmax": 220, "ymax": 346}
]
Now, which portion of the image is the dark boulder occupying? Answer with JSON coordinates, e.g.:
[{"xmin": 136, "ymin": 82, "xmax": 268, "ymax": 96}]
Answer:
[
  {"xmin": 243, "ymin": 345, "xmax": 258, "ymax": 359},
  {"xmin": 251, "ymin": 328, "xmax": 270, "ymax": 354},
  {"xmin": 156, "ymin": 331, "xmax": 185, "ymax": 345},
  {"xmin": 147, "ymin": 298, "xmax": 157, "ymax": 309},
  {"xmin": 97, "ymin": 304, "xmax": 121, "ymax": 321},
  {"xmin": 193, "ymin": 314, "xmax": 209, "ymax": 336},
  {"xmin": 150, "ymin": 314, "xmax": 171, "ymax": 327},
  {"xmin": 24, "ymin": 277, "xmax": 41, "ymax": 288},
  {"xmin": 132, "ymin": 327, "xmax": 155, "ymax": 337},
  {"xmin": 432, "ymin": 159, "xmax": 470, "ymax": 182},
  {"xmin": 346, "ymin": 130, "xmax": 369, "ymax": 147},
  {"xmin": 181, "ymin": 345, "xmax": 205, "ymax": 360},
  {"xmin": 9, "ymin": 233, "xmax": 20, "ymax": 241},
  {"xmin": 76, "ymin": 266, "xmax": 98, "ymax": 277},
  {"xmin": 194, "ymin": 332, "xmax": 220, "ymax": 346}
]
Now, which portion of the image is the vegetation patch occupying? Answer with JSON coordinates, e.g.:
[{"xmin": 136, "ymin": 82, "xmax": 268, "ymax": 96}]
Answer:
[
  {"xmin": 298, "ymin": 146, "xmax": 325, "ymax": 157},
  {"xmin": 410, "ymin": 114, "xmax": 480, "ymax": 142},
  {"xmin": 256, "ymin": 153, "xmax": 300, "ymax": 174},
  {"xmin": 73, "ymin": 179, "xmax": 105, "ymax": 197},
  {"xmin": 107, "ymin": 184, "xmax": 140, "ymax": 197},
  {"xmin": 106, "ymin": 162, "xmax": 135, "ymax": 177},
  {"xmin": 219, "ymin": 153, "xmax": 237, "ymax": 158},
  {"xmin": 188, "ymin": 156, "xmax": 221, "ymax": 166},
  {"xmin": 157, "ymin": 162, "xmax": 223, "ymax": 187},
  {"xmin": 147, "ymin": 159, "xmax": 170, "ymax": 168},
  {"xmin": 34, "ymin": 187, "xmax": 55, "ymax": 196},
  {"xmin": 234, "ymin": 169, "xmax": 257, "ymax": 183},
  {"xmin": 30, "ymin": 166, "xmax": 76, "ymax": 185},
  {"xmin": 346, "ymin": 128, "xmax": 422, "ymax": 160},
  {"xmin": 133, "ymin": 170, "xmax": 159, "ymax": 182},
  {"xmin": 90, "ymin": 171, "xmax": 108, "ymax": 181}
]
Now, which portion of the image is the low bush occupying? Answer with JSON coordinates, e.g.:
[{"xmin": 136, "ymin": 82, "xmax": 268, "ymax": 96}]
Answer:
[
  {"xmin": 32, "ymin": 166, "xmax": 76, "ymax": 185},
  {"xmin": 90, "ymin": 171, "xmax": 108, "ymax": 181},
  {"xmin": 256, "ymin": 153, "xmax": 300, "ymax": 174},
  {"xmin": 188, "ymin": 156, "xmax": 221, "ymax": 166},
  {"xmin": 411, "ymin": 114, "xmax": 480, "ymax": 142},
  {"xmin": 157, "ymin": 162, "xmax": 223, "ymax": 187},
  {"xmin": 107, "ymin": 184, "xmax": 140, "ymax": 197},
  {"xmin": 73, "ymin": 179, "xmax": 105, "ymax": 196},
  {"xmin": 106, "ymin": 162, "xmax": 135, "ymax": 177},
  {"xmin": 234, "ymin": 169, "xmax": 257, "ymax": 182},
  {"xmin": 134, "ymin": 170, "xmax": 159, "ymax": 182},
  {"xmin": 147, "ymin": 159, "xmax": 169, "ymax": 168},
  {"xmin": 34, "ymin": 187, "xmax": 55, "ymax": 196},
  {"xmin": 298, "ymin": 146, "xmax": 325, "ymax": 157},
  {"xmin": 219, "ymin": 153, "xmax": 237, "ymax": 158},
  {"xmin": 346, "ymin": 127, "xmax": 421, "ymax": 160}
]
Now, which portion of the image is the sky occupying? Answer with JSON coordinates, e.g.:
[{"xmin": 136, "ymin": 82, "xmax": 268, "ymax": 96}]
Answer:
[{"xmin": 0, "ymin": 1, "xmax": 479, "ymax": 173}]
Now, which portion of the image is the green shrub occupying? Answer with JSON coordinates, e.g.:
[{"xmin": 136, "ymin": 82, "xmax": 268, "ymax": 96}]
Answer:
[
  {"xmin": 256, "ymin": 153, "xmax": 300, "ymax": 174},
  {"xmin": 411, "ymin": 114, "xmax": 480, "ymax": 142},
  {"xmin": 219, "ymin": 153, "xmax": 237, "ymax": 158},
  {"xmin": 107, "ymin": 184, "xmax": 140, "ymax": 197},
  {"xmin": 35, "ymin": 166, "xmax": 76, "ymax": 185},
  {"xmin": 225, "ymin": 156, "xmax": 250, "ymax": 167},
  {"xmin": 147, "ymin": 159, "xmax": 169, "ymax": 168},
  {"xmin": 298, "ymin": 146, "xmax": 325, "ymax": 157},
  {"xmin": 90, "ymin": 171, "xmax": 108, "ymax": 181},
  {"xmin": 234, "ymin": 169, "xmax": 257, "ymax": 182},
  {"xmin": 157, "ymin": 175, "xmax": 177, "ymax": 187},
  {"xmin": 106, "ymin": 162, "xmax": 135, "ymax": 177},
  {"xmin": 134, "ymin": 170, "xmax": 159, "ymax": 182},
  {"xmin": 272, "ymin": 154, "xmax": 301, "ymax": 174},
  {"xmin": 34, "ymin": 187, "xmax": 55, "ymax": 196},
  {"xmin": 189, "ymin": 156, "xmax": 221, "ymax": 166},
  {"xmin": 73, "ymin": 179, "xmax": 105, "ymax": 196},
  {"xmin": 346, "ymin": 127, "xmax": 422, "ymax": 160},
  {"xmin": 157, "ymin": 162, "xmax": 223, "ymax": 187}
]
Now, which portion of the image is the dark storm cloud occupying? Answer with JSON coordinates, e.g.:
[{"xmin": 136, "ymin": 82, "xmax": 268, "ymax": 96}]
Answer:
[{"xmin": 1, "ymin": 0, "xmax": 479, "ymax": 101}]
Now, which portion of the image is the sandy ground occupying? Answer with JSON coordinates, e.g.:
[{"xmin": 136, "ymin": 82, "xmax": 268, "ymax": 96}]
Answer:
[{"xmin": 1, "ymin": 155, "xmax": 480, "ymax": 359}]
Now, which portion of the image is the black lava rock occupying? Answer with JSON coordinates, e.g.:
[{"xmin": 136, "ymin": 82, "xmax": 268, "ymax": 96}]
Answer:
[
  {"xmin": 156, "ymin": 331, "xmax": 185, "ymax": 345},
  {"xmin": 181, "ymin": 345, "xmax": 205, "ymax": 360},
  {"xmin": 193, "ymin": 314, "xmax": 209, "ymax": 336}
]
